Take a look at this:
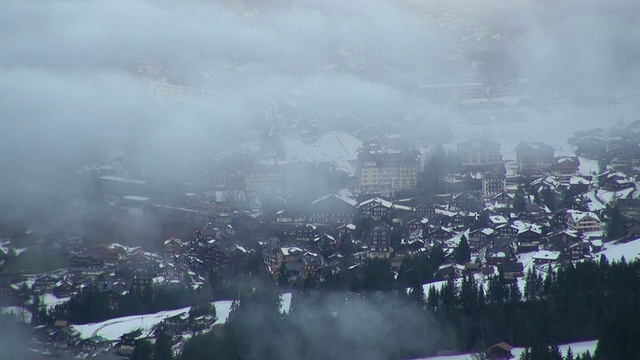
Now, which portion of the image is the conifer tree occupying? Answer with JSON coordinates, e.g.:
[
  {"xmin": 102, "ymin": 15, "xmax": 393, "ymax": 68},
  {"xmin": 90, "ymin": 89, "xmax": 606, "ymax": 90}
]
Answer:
[{"xmin": 455, "ymin": 235, "xmax": 471, "ymax": 264}]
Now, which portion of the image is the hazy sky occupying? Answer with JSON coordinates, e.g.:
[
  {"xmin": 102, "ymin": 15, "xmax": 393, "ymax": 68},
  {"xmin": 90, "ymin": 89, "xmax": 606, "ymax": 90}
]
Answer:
[{"xmin": 1, "ymin": 0, "xmax": 639, "ymax": 201}]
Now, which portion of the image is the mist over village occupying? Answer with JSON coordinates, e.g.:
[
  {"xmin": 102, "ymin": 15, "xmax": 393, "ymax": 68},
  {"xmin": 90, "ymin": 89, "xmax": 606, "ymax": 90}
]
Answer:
[{"xmin": 1, "ymin": 0, "xmax": 640, "ymax": 359}]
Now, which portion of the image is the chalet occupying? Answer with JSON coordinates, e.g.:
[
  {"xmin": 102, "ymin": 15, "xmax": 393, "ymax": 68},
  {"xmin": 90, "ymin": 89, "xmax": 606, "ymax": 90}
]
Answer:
[
  {"xmin": 91, "ymin": 245, "xmax": 123, "ymax": 266},
  {"xmin": 468, "ymin": 228, "xmax": 495, "ymax": 250},
  {"xmin": 163, "ymin": 237, "xmax": 183, "ymax": 259},
  {"xmin": 276, "ymin": 246, "xmax": 305, "ymax": 269},
  {"xmin": 415, "ymin": 203, "xmax": 436, "ymax": 218},
  {"xmin": 129, "ymin": 268, "xmax": 160, "ymax": 289},
  {"xmin": 32, "ymin": 274, "xmax": 60, "ymax": 293},
  {"xmin": 47, "ymin": 320, "xmax": 81, "ymax": 347},
  {"xmin": 515, "ymin": 141, "xmax": 554, "ymax": 175},
  {"xmin": 337, "ymin": 223, "xmax": 356, "ymax": 243},
  {"xmin": 552, "ymin": 156, "xmax": 580, "ymax": 176},
  {"xmin": 288, "ymin": 224, "xmax": 318, "ymax": 242},
  {"xmin": 569, "ymin": 176, "xmax": 592, "ymax": 193},
  {"xmin": 195, "ymin": 227, "xmax": 219, "ymax": 242},
  {"xmin": 495, "ymin": 224, "xmax": 518, "ymax": 238},
  {"xmin": 407, "ymin": 218, "xmax": 429, "ymax": 233},
  {"xmin": 427, "ymin": 227, "xmax": 454, "ymax": 242},
  {"xmin": 80, "ymin": 336, "xmax": 110, "ymax": 352},
  {"xmin": 566, "ymin": 210, "xmax": 602, "ymax": 233},
  {"xmin": 568, "ymin": 241, "xmax": 591, "ymax": 261},
  {"xmin": 598, "ymin": 171, "xmax": 634, "ymax": 191},
  {"xmin": 497, "ymin": 262, "xmax": 524, "ymax": 280},
  {"xmin": 160, "ymin": 262, "xmax": 184, "ymax": 282},
  {"xmin": 399, "ymin": 232, "xmax": 425, "ymax": 254},
  {"xmin": 308, "ymin": 194, "xmax": 357, "ymax": 224},
  {"xmin": 367, "ymin": 224, "xmax": 392, "ymax": 259},
  {"xmin": 575, "ymin": 134, "xmax": 607, "ymax": 159},
  {"xmin": 300, "ymin": 251, "xmax": 326, "ymax": 277},
  {"xmin": 103, "ymin": 281, "xmax": 130, "ymax": 310},
  {"xmin": 435, "ymin": 209, "xmax": 458, "ymax": 227},
  {"xmin": 533, "ymin": 250, "xmax": 561, "ymax": 265},
  {"xmin": 484, "ymin": 238, "xmax": 516, "ymax": 266},
  {"xmin": 451, "ymin": 212, "xmax": 470, "ymax": 228},
  {"xmin": 516, "ymin": 227, "xmax": 542, "ymax": 253},
  {"xmin": 451, "ymin": 192, "xmax": 481, "ymax": 212},
  {"xmin": 434, "ymin": 263, "xmax": 465, "ymax": 280},
  {"xmin": 491, "ymin": 192, "xmax": 513, "ymax": 206},
  {"xmin": 313, "ymin": 233, "xmax": 337, "ymax": 248},
  {"xmin": 208, "ymin": 241, "xmax": 248, "ymax": 270},
  {"xmin": 69, "ymin": 254, "xmax": 104, "ymax": 269},
  {"xmin": 115, "ymin": 328, "xmax": 144, "ymax": 358},
  {"xmin": 486, "ymin": 342, "xmax": 514, "ymax": 360},
  {"xmin": 359, "ymin": 197, "xmax": 393, "ymax": 221},
  {"xmin": 162, "ymin": 312, "xmax": 190, "ymax": 333},
  {"xmin": 52, "ymin": 280, "xmax": 75, "ymax": 298}
]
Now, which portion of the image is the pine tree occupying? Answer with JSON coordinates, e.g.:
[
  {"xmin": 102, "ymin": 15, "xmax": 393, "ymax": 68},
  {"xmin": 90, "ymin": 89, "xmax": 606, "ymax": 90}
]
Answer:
[
  {"xmin": 131, "ymin": 340, "xmax": 153, "ymax": 360},
  {"xmin": 565, "ymin": 347, "xmax": 574, "ymax": 360},
  {"xmin": 605, "ymin": 205, "xmax": 628, "ymax": 240},
  {"xmin": 426, "ymin": 286, "xmax": 439, "ymax": 311},
  {"xmin": 408, "ymin": 284, "xmax": 426, "ymax": 308},
  {"xmin": 153, "ymin": 326, "xmax": 174, "ymax": 360},
  {"xmin": 455, "ymin": 235, "xmax": 471, "ymax": 264},
  {"xmin": 513, "ymin": 188, "xmax": 527, "ymax": 213}
]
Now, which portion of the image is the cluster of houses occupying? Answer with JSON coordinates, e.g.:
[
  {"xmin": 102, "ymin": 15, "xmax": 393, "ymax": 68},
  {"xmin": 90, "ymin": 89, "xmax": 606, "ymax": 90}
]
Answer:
[{"xmin": 253, "ymin": 137, "xmax": 640, "ymax": 285}]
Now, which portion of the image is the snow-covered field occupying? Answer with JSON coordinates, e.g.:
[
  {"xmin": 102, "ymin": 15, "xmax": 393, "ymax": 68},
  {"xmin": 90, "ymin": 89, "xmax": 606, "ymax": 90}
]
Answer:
[
  {"xmin": 595, "ymin": 237, "xmax": 640, "ymax": 263},
  {"xmin": 414, "ymin": 340, "xmax": 598, "ymax": 360},
  {"xmin": 40, "ymin": 293, "xmax": 71, "ymax": 310},
  {"xmin": 73, "ymin": 293, "xmax": 295, "ymax": 341},
  {"xmin": 74, "ymin": 300, "xmax": 234, "ymax": 341}
]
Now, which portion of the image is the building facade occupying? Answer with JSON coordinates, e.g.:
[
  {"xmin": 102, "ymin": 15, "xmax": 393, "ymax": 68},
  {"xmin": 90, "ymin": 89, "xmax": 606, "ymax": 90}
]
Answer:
[{"xmin": 356, "ymin": 146, "xmax": 421, "ymax": 195}]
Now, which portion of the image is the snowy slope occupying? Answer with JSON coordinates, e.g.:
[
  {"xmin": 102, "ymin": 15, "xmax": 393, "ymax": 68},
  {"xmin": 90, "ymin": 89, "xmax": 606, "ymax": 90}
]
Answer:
[
  {"xmin": 595, "ymin": 237, "xmax": 640, "ymax": 263},
  {"xmin": 413, "ymin": 340, "xmax": 598, "ymax": 360},
  {"xmin": 292, "ymin": 132, "xmax": 362, "ymax": 162},
  {"xmin": 74, "ymin": 300, "xmax": 234, "ymax": 341},
  {"xmin": 73, "ymin": 293, "xmax": 296, "ymax": 341}
]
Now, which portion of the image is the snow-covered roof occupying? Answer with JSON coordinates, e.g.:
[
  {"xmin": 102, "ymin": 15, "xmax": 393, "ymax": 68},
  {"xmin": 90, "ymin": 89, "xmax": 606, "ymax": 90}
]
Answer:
[
  {"xmin": 567, "ymin": 210, "xmax": 600, "ymax": 223},
  {"xmin": 489, "ymin": 215, "xmax": 508, "ymax": 225},
  {"xmin": 280, "ymin": 247, "xmax": 304, "ymax": 256},
  {"xmin": 569, "ymin": 176, "xmax": 591, "ymax": 185},
  {"xmin": 533, "ymin": 251, "xmax": 560, "ymax": 261},
  {"xmin": 359, "ymin": 197, "xmax": 393, "ymax": 208},
  {"xmin": 311, "ymin": 193, "xmax": 357, "ymax": 207}
]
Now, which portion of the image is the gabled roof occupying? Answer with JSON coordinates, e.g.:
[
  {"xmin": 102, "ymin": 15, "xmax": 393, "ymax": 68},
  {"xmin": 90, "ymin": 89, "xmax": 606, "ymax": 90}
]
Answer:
[
  {"xmin": 358, "ymin": 197, "xmax": 393, "ymax": 209},
  {"xmin": 489, "ymin": 342, "xmax": 514, "ymax": 352},
  {"xmin": 567, "ymin": 210, "xmax": 600, "ymax": 223},
  {"xmin": 310, "ymin": 193, "xmax": 357, "ymax": 207}
]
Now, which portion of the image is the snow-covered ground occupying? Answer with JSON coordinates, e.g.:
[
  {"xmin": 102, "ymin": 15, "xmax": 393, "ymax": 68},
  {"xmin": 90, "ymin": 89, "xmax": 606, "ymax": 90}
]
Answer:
[
  {"xmin": 413, "ymin": 340, "xmax": 598, "ymax": 360},
  {"xmin": 0, "ymin": 306, "xmax": 32, "ymax": 323},
  {"xmin": 595, "ymin": 237, "xmax": 640, "ymax": 263},
  {"xmin": 40, "ymin": 293, "xmax": 71, "ymax": 310},
  {"xmin": 74, "ymin": 300, "xmax": 234, "ymax": 341},
  {"xmin": 73, "ymin": 293, "xmax": 295, "ymax": 341},
  {"xmin": 289, "ymin": 132, "xmax": 362, "ymax": 162},
  {"xmin": 578, "ymin": 157, "xmax": 599, "ymax": 177}
]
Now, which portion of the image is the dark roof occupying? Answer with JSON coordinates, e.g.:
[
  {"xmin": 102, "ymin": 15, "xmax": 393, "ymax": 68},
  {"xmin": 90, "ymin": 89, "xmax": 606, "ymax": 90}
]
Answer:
[
  {"xmin": 489, "ymin": 342, "xmax": 514, "ymax": 352},
  {"xmin": 498, "ymin": 262, "xmax": 523, "ymax": 274}
]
